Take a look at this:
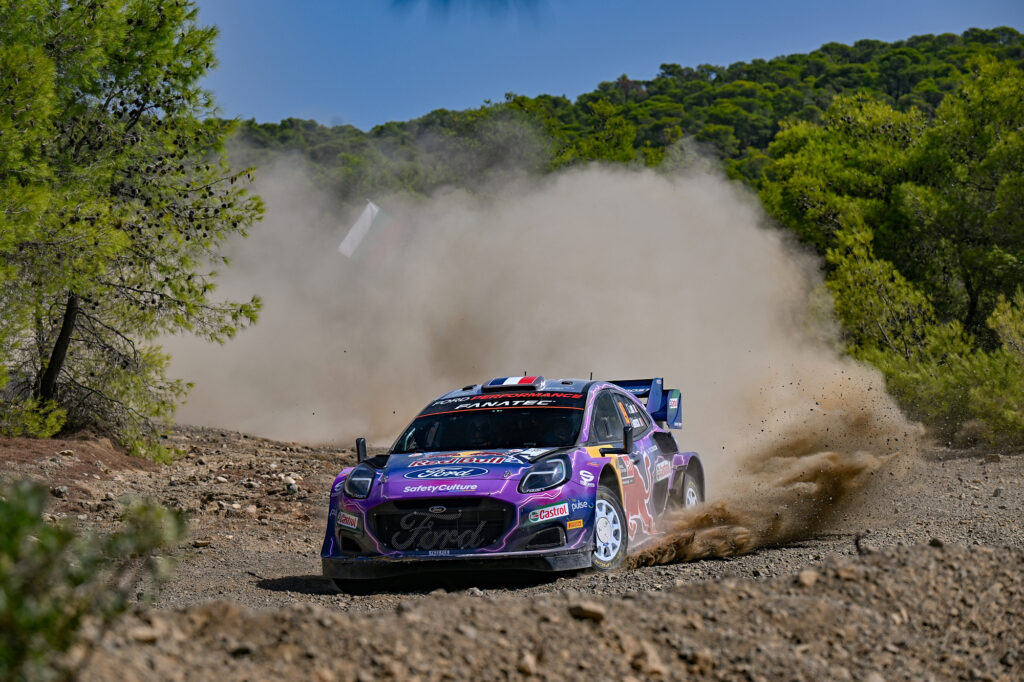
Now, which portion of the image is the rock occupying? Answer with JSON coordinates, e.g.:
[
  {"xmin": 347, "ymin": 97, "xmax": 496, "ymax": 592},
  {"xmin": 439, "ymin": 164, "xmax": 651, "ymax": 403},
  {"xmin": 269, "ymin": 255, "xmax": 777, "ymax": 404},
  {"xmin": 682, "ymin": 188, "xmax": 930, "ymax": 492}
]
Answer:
[
  {"xmin": 287, "ymin": 483, "xmax": 300, "ymax": 494},
  {"xmin": 568, "ymin": 601, "xmax": 606, "ymax": 622},
  {"xmin": 631, "ymin": 641, "xmax": 667, "ymax": 676},
  {"xmin": 929, "ymin": 537, "xmax": 945, "ymax": 548},
  {"xmin": 229, "ymin": 642, "xmax": 257, "ymax": 657},
  {"xmin": 466, "ymin": 587, "xmax": 484, "ymax": 596},
  {"xmin": 517, "ymin": 651, "xmax": 537, "ymax": 676},
  {"xmin": 127, "ymin": 626, "xmax": 159, "ymax": 644},
  {"xmin": 192, "ymin": 539, "xmax": 211, "ymax": 548},
  {"xmin": 855, "ymin": 533, "xmax": 879, "ymax": 555},
  {"xmin": 104, "ymin": 492, "xmax": 116, "ymax": 501},
  {"xmin": 58, "ymin": 449, "xmax": 74, "ymax": 457},
  {"xmin": 835, "ymin": 565, "xmax": 860, "ymax": 580},
  {"xmin": 215, "ymin": 475, "xmax": 228, "ymax": 483},
  {"xmin": 797, "ymin": 569, "xmax": 819, "ymax": 587},
  {"xmin": 51, "ymin": 486, "xmax": 68, "ymax": 499},
  {"xmin": 864, "ymin": 673, "xmax": 886, "ymax": 682},
  {"xmin": 983, "ymin": 453, "xmax": 1002, "ymax": 464},
  {"xmin": 993, "ymin": 487, "xmax": 1004, "ymax": 498},
  {"xmin": 244, "ymin": 504, "xmax": 258, "ymax": 517},
  {"xmin": 692, "ymin": 648, "xmax": 715, "ymax": 674},
  {"xmin": 283, "ymin": 476, "xmax": 296, "ymax": 485}
]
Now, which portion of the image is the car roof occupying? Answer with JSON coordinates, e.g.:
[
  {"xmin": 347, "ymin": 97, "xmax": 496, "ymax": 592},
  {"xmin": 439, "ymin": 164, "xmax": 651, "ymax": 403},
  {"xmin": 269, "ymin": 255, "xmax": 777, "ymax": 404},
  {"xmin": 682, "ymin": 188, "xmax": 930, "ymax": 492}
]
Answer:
[{"xmin": 432, "ymin": 377, "xmax": 595, "ymax": 402}]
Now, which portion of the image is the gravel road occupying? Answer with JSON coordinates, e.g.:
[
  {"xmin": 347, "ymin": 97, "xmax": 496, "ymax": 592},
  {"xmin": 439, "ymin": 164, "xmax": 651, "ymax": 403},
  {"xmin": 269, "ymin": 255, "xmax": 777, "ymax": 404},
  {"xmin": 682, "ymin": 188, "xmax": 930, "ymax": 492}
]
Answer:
[{"xmin": 3, "ymin": 426, "xmax": 1021, "ymax": 680}]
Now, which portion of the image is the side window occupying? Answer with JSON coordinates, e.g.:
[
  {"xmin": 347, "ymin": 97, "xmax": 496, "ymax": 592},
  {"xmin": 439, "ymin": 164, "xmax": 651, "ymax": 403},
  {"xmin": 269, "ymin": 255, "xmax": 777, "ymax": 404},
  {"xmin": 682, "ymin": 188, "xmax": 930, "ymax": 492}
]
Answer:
[
  {"xmin": 590, "ymin": 391, "xmax": 625, "ymax": 443},
  {"xmin": 614, "ymin": 393, "xmax": 651, "ymax": 436}
]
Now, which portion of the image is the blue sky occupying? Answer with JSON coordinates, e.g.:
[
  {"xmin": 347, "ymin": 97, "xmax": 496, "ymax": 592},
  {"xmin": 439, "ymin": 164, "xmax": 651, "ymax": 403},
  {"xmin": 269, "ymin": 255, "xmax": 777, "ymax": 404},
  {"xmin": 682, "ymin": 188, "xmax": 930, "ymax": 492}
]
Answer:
[{"xmin": 194, "ymin": 0, "xmax": 1024, "ymax": 131}]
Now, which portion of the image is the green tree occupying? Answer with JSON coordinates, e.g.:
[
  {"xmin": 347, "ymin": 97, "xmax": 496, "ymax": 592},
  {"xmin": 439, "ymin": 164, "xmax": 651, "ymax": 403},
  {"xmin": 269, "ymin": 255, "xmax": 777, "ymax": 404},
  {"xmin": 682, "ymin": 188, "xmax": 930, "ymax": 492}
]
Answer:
[
  {"xmin": 0, "ymin": 0, "xmax": 263, "ymax": 450},
  {"xmin": 901, "ymin": 57, "xmax": 1024, "ymax": 339}
]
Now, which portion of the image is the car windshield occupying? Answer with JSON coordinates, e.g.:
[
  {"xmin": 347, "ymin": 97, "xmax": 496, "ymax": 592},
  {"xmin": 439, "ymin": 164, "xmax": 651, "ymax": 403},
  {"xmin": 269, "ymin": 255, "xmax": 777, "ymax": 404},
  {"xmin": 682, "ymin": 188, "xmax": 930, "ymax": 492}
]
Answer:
[{"xmin": 391, "ymin": 408, "xmax": 584, "ymax": 453}]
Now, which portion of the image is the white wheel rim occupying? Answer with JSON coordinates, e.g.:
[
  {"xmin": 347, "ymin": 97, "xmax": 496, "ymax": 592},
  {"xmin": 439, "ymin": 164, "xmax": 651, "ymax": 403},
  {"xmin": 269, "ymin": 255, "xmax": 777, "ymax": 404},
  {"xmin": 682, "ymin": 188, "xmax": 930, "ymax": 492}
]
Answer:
[
  {"xmin": 593, "ymin": 499, "xmax": 623, "ymax": 561},
  {"xmin": 685, "ymin": 484, "xmax": 699, "ymax": 508}
]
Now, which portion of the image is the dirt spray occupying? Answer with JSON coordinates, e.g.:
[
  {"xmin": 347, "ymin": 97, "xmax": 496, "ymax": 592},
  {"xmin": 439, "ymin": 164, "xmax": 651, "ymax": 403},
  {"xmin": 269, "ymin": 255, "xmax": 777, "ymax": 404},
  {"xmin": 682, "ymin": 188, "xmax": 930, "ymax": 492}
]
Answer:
[{"xmin": 165, "ymin": 160, "xmax": 920, "ymax": 561}]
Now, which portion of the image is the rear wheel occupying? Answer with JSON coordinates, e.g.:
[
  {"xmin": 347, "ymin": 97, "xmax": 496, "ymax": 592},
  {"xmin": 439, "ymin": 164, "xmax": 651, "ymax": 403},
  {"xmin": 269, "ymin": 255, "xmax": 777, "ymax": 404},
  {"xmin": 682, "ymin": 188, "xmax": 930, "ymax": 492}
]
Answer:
[
  {"xmin": 591, "ymin": 484, "xmax": 627, "ymax": 571},
  {"xmin": 681, "ymin": 473, "xmax": 703, "ymax": 508},
  {"xmin": 669, "ymin": 471, "xmax": 704, "ymax": 510}
]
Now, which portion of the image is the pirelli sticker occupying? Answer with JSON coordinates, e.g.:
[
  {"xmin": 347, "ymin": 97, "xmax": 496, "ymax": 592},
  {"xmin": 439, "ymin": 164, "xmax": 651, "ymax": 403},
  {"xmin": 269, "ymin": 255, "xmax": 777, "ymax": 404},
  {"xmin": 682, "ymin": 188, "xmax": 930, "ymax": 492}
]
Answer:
[{"xmin": 567, "ymin": 519, "xmax": 584, "ymax": 530}]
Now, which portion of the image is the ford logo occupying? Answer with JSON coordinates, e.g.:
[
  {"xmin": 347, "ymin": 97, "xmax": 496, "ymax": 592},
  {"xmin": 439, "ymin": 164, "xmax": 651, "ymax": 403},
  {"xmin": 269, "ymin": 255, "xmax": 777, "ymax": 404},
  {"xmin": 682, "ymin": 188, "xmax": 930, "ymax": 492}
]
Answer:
[
  {"xmin": 404, "ymin": 467, "xmax": 489, "ymax": 479},
  {"xmin": 428, "ymin": 505, "xmax": 447, "ymax": 514}
]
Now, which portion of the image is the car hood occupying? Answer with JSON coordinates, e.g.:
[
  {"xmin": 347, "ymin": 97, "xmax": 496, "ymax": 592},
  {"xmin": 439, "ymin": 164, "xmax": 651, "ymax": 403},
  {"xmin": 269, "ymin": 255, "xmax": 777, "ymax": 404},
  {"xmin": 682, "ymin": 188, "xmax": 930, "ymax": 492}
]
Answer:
[{"xmin": 378, "ymin": 449, "xmax": 560, "ymax": 498}]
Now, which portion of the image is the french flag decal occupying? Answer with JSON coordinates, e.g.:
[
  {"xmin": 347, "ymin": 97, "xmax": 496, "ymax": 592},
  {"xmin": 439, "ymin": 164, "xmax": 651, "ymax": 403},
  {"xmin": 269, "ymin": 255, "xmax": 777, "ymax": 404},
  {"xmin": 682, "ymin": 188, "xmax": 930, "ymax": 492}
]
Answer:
[{"xmin": 487, "ymin": 376, "xmax": 541, "ymax": 387}]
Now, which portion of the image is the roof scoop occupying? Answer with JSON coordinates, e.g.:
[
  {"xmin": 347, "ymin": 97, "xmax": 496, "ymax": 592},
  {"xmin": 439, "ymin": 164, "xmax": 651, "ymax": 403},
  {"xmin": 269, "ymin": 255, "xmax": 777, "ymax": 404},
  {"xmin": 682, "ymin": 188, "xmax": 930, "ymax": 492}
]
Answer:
[{"xmin": 481, "ymin": 376, "xmax": 545, "ymax": 392}]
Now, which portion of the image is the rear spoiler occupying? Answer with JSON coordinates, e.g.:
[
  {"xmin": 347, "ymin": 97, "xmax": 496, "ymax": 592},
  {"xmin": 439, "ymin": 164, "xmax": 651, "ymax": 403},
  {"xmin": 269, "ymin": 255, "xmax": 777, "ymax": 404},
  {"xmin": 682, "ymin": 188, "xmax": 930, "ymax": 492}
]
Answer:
[{"xmin": 610, "ymin": 378, "xmax": 682, "ymax": 429}]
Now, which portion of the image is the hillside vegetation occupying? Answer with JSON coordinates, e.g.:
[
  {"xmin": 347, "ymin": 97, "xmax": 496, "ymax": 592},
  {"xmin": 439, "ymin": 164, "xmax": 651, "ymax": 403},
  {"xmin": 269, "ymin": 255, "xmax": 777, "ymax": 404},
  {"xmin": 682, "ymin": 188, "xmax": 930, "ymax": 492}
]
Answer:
[
  {"xmin": 233, "ymin": 27, "xmax": 1024, "ymax": 445},
  {"xmin": 2, "ymin": 14, "xmax": 1023, "ymax": 447}
]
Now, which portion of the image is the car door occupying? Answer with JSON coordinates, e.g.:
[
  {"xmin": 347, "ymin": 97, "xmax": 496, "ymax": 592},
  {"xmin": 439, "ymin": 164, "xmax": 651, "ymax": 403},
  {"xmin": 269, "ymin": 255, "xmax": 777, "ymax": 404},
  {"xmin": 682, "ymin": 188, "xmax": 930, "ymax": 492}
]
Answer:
[
  {"xmin": 611, "ymin": 392, "xmax": 670, "ymax": 516},
  {"xmin": 588, "ymin": 390, "xmax": 656, "ymax": 539}
]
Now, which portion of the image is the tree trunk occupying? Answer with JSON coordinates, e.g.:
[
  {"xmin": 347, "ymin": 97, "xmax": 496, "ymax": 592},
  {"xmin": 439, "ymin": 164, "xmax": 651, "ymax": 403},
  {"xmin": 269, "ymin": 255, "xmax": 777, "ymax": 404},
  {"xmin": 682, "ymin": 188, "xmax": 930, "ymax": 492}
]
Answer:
[{"xmin": 37, "ymin": 293, "xmax": 78, "ymax": 403}]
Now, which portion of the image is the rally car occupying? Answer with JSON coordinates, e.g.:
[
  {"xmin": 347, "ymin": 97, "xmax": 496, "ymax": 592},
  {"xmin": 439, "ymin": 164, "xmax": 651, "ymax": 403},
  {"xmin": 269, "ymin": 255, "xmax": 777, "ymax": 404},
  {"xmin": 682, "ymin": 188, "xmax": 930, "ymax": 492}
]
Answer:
[{"xmin": 321, "ymin": 376, "xmax": 704, "ymax": 590}]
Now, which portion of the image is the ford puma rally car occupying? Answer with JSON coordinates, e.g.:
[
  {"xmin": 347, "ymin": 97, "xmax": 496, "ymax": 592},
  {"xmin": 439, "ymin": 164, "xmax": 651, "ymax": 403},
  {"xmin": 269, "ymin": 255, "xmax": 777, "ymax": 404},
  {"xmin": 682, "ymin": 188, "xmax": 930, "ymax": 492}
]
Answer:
[{"xmin": 322, "ymin": 376, "xmax": 704, "ymax": 589}]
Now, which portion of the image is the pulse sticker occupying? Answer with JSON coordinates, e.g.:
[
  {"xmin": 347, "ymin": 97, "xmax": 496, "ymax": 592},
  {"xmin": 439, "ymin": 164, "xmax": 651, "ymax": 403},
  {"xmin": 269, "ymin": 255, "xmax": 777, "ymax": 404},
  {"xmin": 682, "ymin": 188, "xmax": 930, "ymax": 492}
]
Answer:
[
  {"xmin": 567, "ymin": 519, "xmax": 584, "ymax": 530},
  {"xmin": 404, "ymin": 467, "xmax": 489, "ymax": 479},
  {"xmin": 528, "ymin": 502, "xmax": 569, "ymax": 523},
  {"xmin": 570, "ymin": 499, "xmax": 593, "ymax": 512}
]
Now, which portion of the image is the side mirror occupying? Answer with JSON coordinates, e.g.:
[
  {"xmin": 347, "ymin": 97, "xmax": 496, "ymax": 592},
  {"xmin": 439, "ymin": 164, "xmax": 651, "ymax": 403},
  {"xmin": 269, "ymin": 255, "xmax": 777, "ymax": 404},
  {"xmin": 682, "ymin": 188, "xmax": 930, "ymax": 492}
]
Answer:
[
  {"xmin": 599, "ymin": 425, "xmax": 634, "ymax": 455},
  {"xmin": 356, "ymin": 437, "xmax": 367, "ymax": 463}
]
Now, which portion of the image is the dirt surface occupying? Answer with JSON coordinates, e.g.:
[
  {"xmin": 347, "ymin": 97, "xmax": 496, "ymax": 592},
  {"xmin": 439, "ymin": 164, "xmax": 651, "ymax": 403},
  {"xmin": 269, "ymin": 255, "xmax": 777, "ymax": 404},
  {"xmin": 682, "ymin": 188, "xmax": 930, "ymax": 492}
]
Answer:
[{"xmin": 3, "ymin": 427, "xmax": 1022, "ymax": 680}]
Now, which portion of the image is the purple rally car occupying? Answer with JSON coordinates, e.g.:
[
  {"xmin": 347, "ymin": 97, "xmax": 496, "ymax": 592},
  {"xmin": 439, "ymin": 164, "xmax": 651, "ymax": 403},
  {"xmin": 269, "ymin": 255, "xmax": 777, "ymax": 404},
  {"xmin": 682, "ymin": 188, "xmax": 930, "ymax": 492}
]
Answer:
[{"xmin": 321, "ymin": 376, "xmax": 704, "ymax": 590}]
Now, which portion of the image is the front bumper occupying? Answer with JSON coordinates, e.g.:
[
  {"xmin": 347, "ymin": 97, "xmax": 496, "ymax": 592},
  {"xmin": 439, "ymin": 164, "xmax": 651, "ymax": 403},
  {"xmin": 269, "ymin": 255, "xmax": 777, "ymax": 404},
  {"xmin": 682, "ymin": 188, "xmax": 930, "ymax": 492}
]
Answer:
[{"xmin": 322, "ymin": 547, "xmax": 592, "ymax": 580}]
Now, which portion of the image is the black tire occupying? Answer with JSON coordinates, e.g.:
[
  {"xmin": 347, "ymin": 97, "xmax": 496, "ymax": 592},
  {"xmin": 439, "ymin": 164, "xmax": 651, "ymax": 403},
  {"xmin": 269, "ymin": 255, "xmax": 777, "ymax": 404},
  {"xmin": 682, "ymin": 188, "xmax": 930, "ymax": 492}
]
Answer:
[
  {"xmin": 590, "ymin": 483, "xmax": 627, "ymax": 571},
  {"xmin": 681, "ymin": 473, "xmax": 704, "ymax": 508},
  {"xmin": 670, "ymin": 471, "xmax": 705, "ymax": 510}
]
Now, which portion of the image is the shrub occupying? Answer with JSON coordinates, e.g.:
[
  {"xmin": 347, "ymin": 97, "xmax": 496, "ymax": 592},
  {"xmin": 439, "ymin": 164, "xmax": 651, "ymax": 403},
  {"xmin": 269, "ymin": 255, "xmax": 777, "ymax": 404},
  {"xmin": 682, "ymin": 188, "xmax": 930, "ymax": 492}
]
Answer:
[{"xmin": 0, "ymin": 480, "xmax": 185, "ymax": 681}]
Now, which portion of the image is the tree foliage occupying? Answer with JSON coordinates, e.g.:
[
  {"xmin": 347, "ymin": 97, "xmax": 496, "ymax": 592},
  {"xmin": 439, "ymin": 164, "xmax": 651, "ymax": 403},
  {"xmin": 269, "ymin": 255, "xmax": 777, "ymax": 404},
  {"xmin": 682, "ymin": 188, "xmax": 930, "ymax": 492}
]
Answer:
[
  {"xmin": 227, "ymin": 27, "xmax": 1024, "ymax": 444},
  {"xmin": 0, "ymin": 0, "xmax": 263, "ymax": 451},
  {"xmin": 231, "ymin": 27, "xmax": 1022, "ymax": 202},
  {"xmin": 765, "ymin": 57, "xmax": 1024, "ymax": 443}
]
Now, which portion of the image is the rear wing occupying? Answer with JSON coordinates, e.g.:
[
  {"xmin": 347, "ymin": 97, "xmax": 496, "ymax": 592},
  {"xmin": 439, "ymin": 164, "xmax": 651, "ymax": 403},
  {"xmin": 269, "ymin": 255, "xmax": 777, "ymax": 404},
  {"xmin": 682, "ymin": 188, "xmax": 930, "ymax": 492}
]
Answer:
[{"xmin": 610, "ymin": 378, "xmax": 682, "ymax": 429}]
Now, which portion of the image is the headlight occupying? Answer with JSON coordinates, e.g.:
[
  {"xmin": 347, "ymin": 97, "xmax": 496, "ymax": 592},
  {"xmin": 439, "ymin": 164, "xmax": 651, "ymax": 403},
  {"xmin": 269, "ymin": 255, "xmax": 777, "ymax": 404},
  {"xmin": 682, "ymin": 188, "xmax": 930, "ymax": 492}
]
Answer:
[
  {"xmin": 343, "ymin": 463, "xmax": 376, "ymax": 499},
  {"xmin": 518, "ymin": 455, "xmax": 570, "ymax": 493}
]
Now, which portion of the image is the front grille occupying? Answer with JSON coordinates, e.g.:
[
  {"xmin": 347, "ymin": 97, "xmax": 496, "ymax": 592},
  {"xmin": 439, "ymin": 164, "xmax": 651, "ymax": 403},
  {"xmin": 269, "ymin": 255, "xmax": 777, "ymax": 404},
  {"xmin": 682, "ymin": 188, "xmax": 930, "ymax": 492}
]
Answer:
[{"xmin": 369, "ymin": 498, "xmax": 513, "ymax": 552}]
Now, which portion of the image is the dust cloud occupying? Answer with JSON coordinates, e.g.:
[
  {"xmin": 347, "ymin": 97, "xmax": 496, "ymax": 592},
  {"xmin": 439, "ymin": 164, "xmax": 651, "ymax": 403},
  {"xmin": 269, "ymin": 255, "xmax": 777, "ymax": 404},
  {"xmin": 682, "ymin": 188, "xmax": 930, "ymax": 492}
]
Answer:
[{"xmin": 165, "ymin": 156, "xmax": 919, "ymax": 559}]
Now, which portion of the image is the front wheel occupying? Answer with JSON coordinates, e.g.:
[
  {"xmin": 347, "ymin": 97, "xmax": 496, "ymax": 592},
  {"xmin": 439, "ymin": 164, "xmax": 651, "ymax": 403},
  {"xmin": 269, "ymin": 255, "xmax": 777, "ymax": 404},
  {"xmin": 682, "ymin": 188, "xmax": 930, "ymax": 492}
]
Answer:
[{"xmin": 591, "ymin": 484, "xmax": 627, "ymax": 571}]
